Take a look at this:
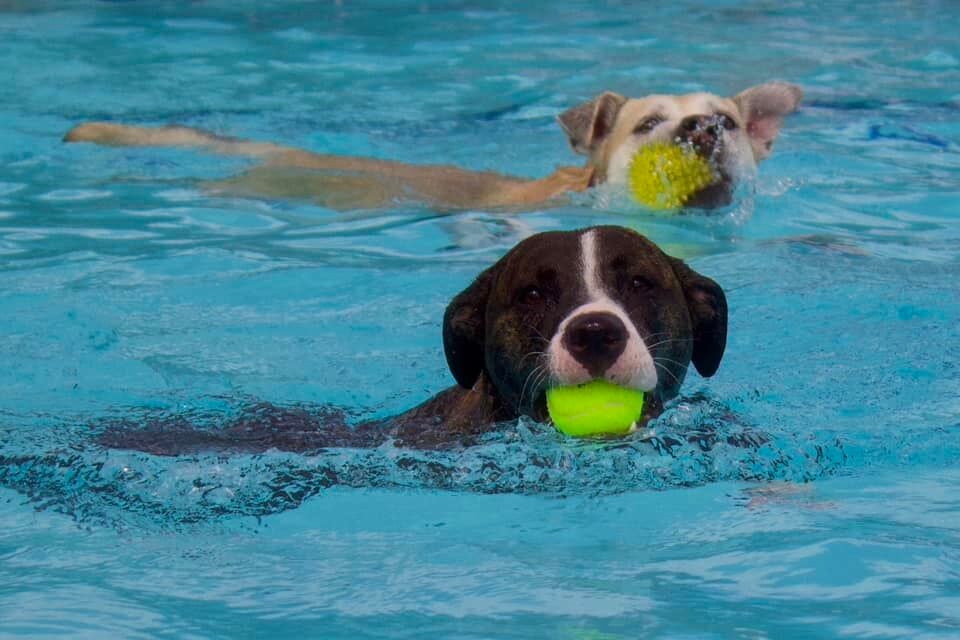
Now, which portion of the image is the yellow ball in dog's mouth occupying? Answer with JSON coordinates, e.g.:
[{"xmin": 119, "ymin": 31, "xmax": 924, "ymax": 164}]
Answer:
[
  {"xmin": 546, "ymin": 380, "xmax": 645, "ymax": 438},
  {"xmin": 627, "ymin": 143, "xmax": 716, "ymax": 210}
]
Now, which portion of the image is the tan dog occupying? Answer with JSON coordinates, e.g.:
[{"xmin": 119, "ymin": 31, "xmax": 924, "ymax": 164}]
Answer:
[{"xmin": 64, "ymin": 81, "xmax": 801, "ymax": 211}]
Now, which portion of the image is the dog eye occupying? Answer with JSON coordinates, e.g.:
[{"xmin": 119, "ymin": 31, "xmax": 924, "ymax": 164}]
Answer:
[
  {"xmin": 519, "ymin": 286, "xmax": 544, "ymax": 305},
  {"xmin": 715, "ymin": 112, "xmax": 737, "ymax": 131},
  {"xmin": 633, "ymin": 116, "xmax": 664, "ymax": 135},
  {"xmin": 631, "ymin": 275, "xmax": 655, "ymax": 291}
]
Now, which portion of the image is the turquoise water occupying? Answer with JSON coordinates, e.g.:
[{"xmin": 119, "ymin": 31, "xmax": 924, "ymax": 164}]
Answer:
[{"xmin": 2, "ymin": 1, "xmax": 959, "ymax": 637}]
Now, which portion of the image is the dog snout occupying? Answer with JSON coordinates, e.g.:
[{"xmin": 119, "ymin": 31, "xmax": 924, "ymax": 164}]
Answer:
[
  {"xmin": 562, "ymin": 312, "xmax": 628, "ymax": 376},
  {"xmin": 677, "ymin": 115, "xmax": 723, "ymax": 153}
]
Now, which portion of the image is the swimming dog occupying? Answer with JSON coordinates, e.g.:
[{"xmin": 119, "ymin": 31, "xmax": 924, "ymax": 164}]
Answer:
[
  {"xmin": 65, "ymin": 82, "xmax": 800, "ymax": 211},
  {"xmin": 102, "ymin": 226, "xmax": 727, "ymax": 454}
]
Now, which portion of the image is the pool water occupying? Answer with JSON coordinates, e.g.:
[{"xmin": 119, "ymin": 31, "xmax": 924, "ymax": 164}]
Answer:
[{"xmin": 2, "ymin": 1, "xmax": 959, "ymax": 637}]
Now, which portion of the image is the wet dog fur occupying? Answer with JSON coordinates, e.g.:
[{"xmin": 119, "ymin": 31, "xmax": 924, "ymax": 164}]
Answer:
[
  {"xmin": 101, "ymin": 226, "xmax": 727, "ymax": 455},
  {"xmin": 65, "ymin": 82, "xmax": 800, "ymax": 211}
]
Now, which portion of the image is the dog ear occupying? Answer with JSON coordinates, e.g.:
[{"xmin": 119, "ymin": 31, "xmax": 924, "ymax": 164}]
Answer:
[
  {"xmin": 732, "ymin": 82, "xmax": 802, "ymax": 162},
  {"xmin": 558, "ymin": 91, "xmax": 627, "ymax": 155},
  {"xmin": 442, "ymin": 264, "xmax": 499, "ymax": 389},
  {"xmin": 669, "ymin": 258, "xmax": 728, "ymax": 377}
]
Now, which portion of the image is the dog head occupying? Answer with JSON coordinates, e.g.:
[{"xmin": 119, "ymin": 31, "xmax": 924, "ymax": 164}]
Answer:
[
  {"xmin": 443, "ymin": 226, "xmax": 727, "ymax": 424},
  {"xmin": 558, "ymin": 82, "xmax": 802, "ymax": 207}
]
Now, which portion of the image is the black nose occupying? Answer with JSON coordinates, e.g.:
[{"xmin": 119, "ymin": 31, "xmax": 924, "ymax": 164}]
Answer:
[
  {"xmin": 562, "ymin": 312, "xmax": 628, "ymax": 376},
  {"xmin": 677, "ymin": 115, "xmax": 722, "ymax": 152}
]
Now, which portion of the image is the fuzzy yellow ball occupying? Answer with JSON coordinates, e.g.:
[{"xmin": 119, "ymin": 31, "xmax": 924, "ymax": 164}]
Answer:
[
  {"xmin": 627, "ymin": 142, "xmax": 716, "ymax": 210},
  {"xmin": 546, "ymin": 380, "xmax": 645, "ymax": 438}
]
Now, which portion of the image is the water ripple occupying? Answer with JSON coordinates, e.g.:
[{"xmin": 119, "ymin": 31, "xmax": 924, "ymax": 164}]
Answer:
[
  {"xmin": 35, "ymin": 189, "xmax": 114, "ymax": 202},
  {"xmin": 2, "ymin": 398, "xmax": 958, "ymax": 531}
]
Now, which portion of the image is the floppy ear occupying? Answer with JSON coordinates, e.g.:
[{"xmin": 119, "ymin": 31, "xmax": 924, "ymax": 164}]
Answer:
[
  {"xmin": 732, "ymin": 82, "xmax": 802, "ymax": 162},
  {"xmin": 442, "ymin": 265, "xmax": 498, "ymax": 389},
  {"xmin": 557, "ymin": 91, "xmax": 627, "ymax": 155},
  {"xmin": 669, "ymin": 258, "xmax": 728, "ymax": 377}
]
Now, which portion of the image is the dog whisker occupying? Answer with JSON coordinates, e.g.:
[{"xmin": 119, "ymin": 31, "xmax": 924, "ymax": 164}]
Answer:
[
  {"xmin": 645, "ymin": 331, "xmax": 676, "ymax": 340},
  {"xmin": 654, "ymin": 361, "xmax": 682, "ymax": 387},
  {"xmin": 517, "ymin": 359, "xmax": 548, "ymax": 413},
  {"xmin": 519, "ymin": 350, "xmax": 547, "ymax": 366},
  {"xmin": 653, "ymin": 355, "xmax": 688, "ymax": 368},
  {"xmin": 523, "ymin": 323, "xmax": 552, "ymax": 348},
  {"xmin": 644, "ymin": 336, "xmax": 693, "ymax": 350},
  {"xmin": 530, "ymin": 368, "xmax": 550, "ymax": 403}
]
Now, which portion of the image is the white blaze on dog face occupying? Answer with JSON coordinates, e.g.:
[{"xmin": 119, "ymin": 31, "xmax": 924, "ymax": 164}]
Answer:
[
  {"xmin": 547, "ymin": 229, "xmax": 658, "ymax": 390},
  {"xmin": 444, "ymin": 226, "xmax": 726, "ymax": 418}
]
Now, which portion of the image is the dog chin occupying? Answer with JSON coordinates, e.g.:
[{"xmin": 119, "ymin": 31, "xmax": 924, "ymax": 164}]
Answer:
[
  {"xmin": 683, "ymin": 143, "xmax": 750, "ymax": 210},
  {"xmin": 685, "ymin": 174, "xmax": 735, "ymax": 209},
  {"xmin": 691, "ymin": 150, "xmax": 760, "ymax": 212}
]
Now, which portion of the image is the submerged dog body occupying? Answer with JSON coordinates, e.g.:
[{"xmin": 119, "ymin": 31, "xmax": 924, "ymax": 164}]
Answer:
[
  {"xmin": 103, "ymin": 226, "xmax": 727, "ymax": 454},
  {"xmin": 65, "ymin": 82, "xmax": 800, "ymax": 210}
]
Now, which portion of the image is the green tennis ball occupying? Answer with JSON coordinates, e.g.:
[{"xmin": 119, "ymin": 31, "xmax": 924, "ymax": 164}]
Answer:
[
  {"xmin": 546, "ymin": 380, "xmax": 645, "ymax": 438},
  {"xmin": 627, "ymin": 142, "xmax": 716, "ymax": 210}
]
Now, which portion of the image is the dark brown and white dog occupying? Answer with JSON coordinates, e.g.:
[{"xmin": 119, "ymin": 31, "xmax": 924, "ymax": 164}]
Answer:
[
  {"xmin": 103, "ymin": 226, "xmax": 726, "ymax": 454},
  {"xmin": 65, "ymin": 82, "xmax": 800, "ymax": 211}
]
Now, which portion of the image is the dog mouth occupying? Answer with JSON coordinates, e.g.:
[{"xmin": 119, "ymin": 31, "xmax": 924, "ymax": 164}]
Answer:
[
  {"xmin": 684, "ymin": 171, "xmax": 734, "ymax": 209},
  {"xmin": 679, "ymin": 142, "xmax": 735, "ymax": 209},
  {"xmin": 532, "ymin": 391, "xmax": 550, "ymax": 423},
  {"xmin": 529, "ymin": 377, "xmax": 660, "ymax": 428}
]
